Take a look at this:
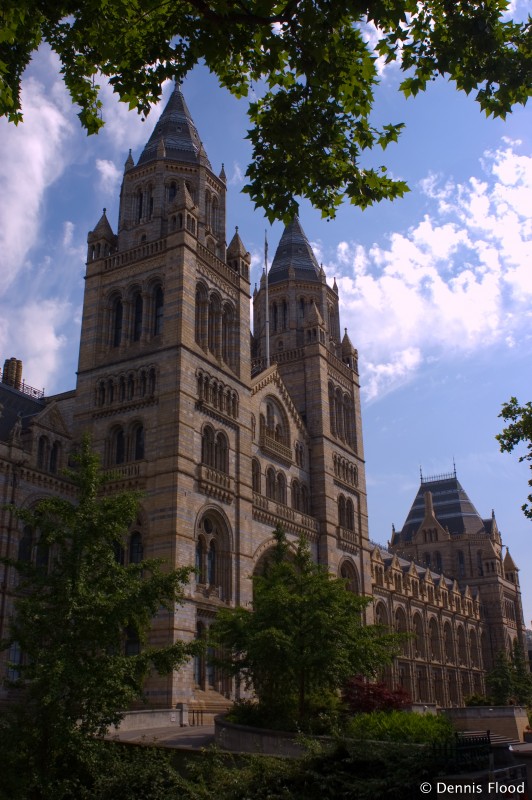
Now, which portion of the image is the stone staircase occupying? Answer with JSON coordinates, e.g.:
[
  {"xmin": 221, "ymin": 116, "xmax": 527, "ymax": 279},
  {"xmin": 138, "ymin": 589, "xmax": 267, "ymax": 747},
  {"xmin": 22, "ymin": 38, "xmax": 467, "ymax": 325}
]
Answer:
[{"xmin": 188, "ymin": 688, "xmax": 232, "ymax": 726}]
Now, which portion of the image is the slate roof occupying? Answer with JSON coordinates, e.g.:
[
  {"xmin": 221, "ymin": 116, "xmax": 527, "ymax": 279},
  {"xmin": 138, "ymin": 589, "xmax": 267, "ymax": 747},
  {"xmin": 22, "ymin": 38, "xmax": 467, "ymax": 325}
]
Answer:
[
  {"xmin": 138, "ymin": 85, "xmax": 211, "ymax": 168},
  {"xmin": 393, "ymin": 474, "xmax": 486, "ymax": 544},
  {"xmin": 0, "ymin": 382, "xmax": 45, "ymax": 442},
  {"xmin": 268, "ymin": 217, "xmax": 321, "ymax": 285}
]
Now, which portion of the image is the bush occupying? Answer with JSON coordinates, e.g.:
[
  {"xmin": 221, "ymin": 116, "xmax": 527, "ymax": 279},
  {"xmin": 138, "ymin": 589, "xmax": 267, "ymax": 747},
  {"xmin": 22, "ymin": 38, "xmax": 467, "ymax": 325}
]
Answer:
[
  {"xmin": 464, "ymin": 694, "xmax": 492, "ymax": 707},
  {"xmin": 226, "ymin": 694, "xmax": 342, "ymax": 734},
  {"xmin": 345, "ymin": 710, "xmax": 454, "ymax": 744}
]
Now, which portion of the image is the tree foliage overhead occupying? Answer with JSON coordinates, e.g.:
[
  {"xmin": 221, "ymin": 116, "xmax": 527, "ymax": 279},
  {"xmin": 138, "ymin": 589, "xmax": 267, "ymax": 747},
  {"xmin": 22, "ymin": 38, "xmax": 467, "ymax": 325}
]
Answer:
[
  {"xmin": 0, "ymin": 436, "xmax": 197, "ymax": 798},
  {"xmin": 209, "ymin": 525, "xmax": 401, "ymax": 726},
  {"xmin": 497, "ymin": 397, "xmax": 532, "ymax": 520},
  {"xmin": 1, "ymin": 1, "xmax": 530, "ymax": 221}
]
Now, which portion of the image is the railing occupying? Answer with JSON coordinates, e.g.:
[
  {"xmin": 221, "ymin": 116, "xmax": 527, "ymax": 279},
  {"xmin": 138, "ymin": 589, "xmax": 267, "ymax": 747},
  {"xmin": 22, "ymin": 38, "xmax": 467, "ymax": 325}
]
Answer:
[
  {"xmin": 198, "ymin": 464, "xmax": 234, "ymax": 503},
  {"xmin": 0, "ymin": 371, "xmax": 45, "ymax": 399},
  {"xmin": 196, "ymin": 242, "xmax": 241, "ymax": 287},
  {"xmin": 104, "ymin": 461, "xmax": 147, "ymax": 481},
  {"xmin": 259, "ymin": 431, "xmax": 292, "ymax": 463},
  {"xmin": 103, "ymin": 239, "xmax": 167, "ymax": 271},
  {"xmin": 252, "ymin": 492, "xmax": 319, "ymax": 533},
  {"xmin": 337, "ymin": 526, "xmax": 360, "ymax": 550}
]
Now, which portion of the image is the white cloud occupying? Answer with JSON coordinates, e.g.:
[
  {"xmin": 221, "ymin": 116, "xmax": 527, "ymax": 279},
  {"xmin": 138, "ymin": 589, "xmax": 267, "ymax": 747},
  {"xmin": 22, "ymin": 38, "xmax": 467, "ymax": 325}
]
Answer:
[
  {"xmin": 326, "ymin": 140, "xmax": 532, "ymax": 400},
  {"xmin": 0, "ymin": 299, "xmax": 71, "ymax": 391},
  {"xmin": 0, "ymin": 72, "xmax": 73, "ymax": 294},
  {"xmin": 228, "ymin": 161, "xmax": 244, "ymax": 186},
  {"xmin": 96, "ymin": 158, "xmax": 122, "ymax": 193}
]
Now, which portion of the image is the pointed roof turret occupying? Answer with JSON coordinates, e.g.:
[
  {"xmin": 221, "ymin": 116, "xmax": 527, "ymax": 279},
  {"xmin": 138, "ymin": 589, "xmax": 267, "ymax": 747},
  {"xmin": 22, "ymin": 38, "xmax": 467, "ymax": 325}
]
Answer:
[
  {"xmin": 138, "ymin": 84, "xmax": 211, "ymax": 168},
  {"xmin": 124, "ymin": 149, "xmax": 134, "ymax": 172},
  {"xmin": 88, "ymin": 209, "xmax": 115, "ymax": 242},
  {"xmin": 227, "ymin": 226, "xmax": 249, "ymax": 259},
  {"xmin": 269, "ymin": 216, "xmax": 320, "ymax": 285}
]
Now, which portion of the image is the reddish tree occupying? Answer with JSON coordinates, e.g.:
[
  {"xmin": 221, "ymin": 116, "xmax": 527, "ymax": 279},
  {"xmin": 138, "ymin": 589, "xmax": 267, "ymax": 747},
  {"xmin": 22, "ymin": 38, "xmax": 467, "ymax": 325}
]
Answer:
[{"xmin": 343, "ymin": 676, "xmax": 411, "ymax": 713}]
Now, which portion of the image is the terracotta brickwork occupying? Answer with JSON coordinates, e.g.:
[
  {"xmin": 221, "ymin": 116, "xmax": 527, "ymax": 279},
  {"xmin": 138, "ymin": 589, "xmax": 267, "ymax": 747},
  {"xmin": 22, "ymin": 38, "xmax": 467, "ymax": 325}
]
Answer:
[{"xmin": 0, "ymin": 86, "xmax": 526, "ymax": 712}]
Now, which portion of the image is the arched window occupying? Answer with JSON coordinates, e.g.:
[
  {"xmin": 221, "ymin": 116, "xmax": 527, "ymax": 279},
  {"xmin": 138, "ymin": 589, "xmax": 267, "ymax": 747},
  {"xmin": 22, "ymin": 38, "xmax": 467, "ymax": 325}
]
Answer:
[
  {"xmin": 133, "ymin": 424, "xmax": 144, "ymax": 460},
  {"xmin": 132, "ymin": 291, "xmax": 143, "ymax": 342},
  {"xmin": 168, "ymin": 182, "xmax": 177, "ymax": 203},
  {"xmin": 135, "ymin": 189, "xmax": 143, "ymax": 223},
  {"xmin": 222, "ymin": 305, "xmax": 234, "ymax": 367},
  {"xmin": 457, "ymin": 626, "xmax": 467, "ymax": 665},
  {"xmin": 208, "ymin": 540, "xmax": 216, "ymax": 585},
  {"xmin": 208, "ymin": 294, "xmax": 220, "ymax": 356},
  {"xmin": 98, "ymin": 381, "xmax": 105, "ymax": 406},
  {"xmin": 18, "ymin": 526, "xmax": 33, "ymax": 563},
  {"xmin": 345, "ymin": 498, "xmax": 355, "ymax": 531},
  {"xmin": 211, "ymin": 197, "xmax": 219, "ymax": 233},
  {"xmin": 301, "ymin": 485, "xmax": 309, "ymax": 515},
  {"xmin": 252, "ymin": 459, "xmax": 261, "ymax": 493},
  {"xmin": 201, "ymin": 426, "xmax": 215, "ymax": 467},
  {"xmin": 338, "ymin": 495, "xmax": 346, "ymax": 528},
  {"xmin": 291, "ymin": 479, "xmax": 301, "ymax": 511},
  {"xmin": 215, "ymin": 432, "xmax": 228, "ymax": 474},
  {"xmin": 129, "ymin": 532, "xmax": 143, "ymax": 564},
  {"xmin": 115, "ymin": 428, "xmax": 125, "ymax": 465},
  {"xmin": 37, "ymin": 435, "xmax": 49, "ymax": 470},
  {"xmin": 153, "ymin": 285, "xmax": 164, "ymax": 336},
  {"xmin": 112, "ymin": 297, "xmax": 123, "ymax": 347},
  {"xmin": 328, "ymin": 382, "xmax": 336, "ymax": 436},
  {"xmin": 435, "ymin": 551, "xmax": 443, "ymax": 572},
  {"xmin": 49, "ymin": 441, "xmax": 60, "ymax": 474},
  {"xmin": 195, "ymin": 536, "xmax": 206, "ymax": 583},
  {"xmin": 277, "ymin": 472, "xmax": 286, "ymax": 504},
  {"xmin": 148, "ymin": 368, "xmax": 156, "ymax": 395},
  {"xmin": 429, "ymin": 618, "xmax": 441, "ymax": 661},
  {"xmin": 266, "ymin": 468, "xmax": 276, "ymax": 500},
  {"xmin": 35, "ymin": 535, "xmax": 49, "ymax": 573},
  {"xmin": 457, "ymin": 550, "xmax": 465, "ymax": 578},
  {"xmin": 195, "ymin": 284, "xmax": 208, "ymax": 348},
  {"xmin": 340, "ymin": 561, "xmax": 359, "ymax": 594},
  {"xmin": 413, "ymin": 614, "xmax": 425, "ymax": 658}
]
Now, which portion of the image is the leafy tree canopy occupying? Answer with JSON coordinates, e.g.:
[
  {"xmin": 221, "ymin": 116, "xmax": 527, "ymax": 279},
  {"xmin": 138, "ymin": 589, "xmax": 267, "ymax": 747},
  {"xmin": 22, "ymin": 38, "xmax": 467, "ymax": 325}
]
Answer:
[
  {"xmin": 0, "ymin": 436, "xmax": 197, "ymax": 799},
  {"xmin": 1, "ymin": 1, "xmax": 530, "ymax": 221},
  {"xmin": 497, "ymin": 397, "xmax": 532, "ymax": 520},
  {"xmin": 485, "ymin": 643, "xmax": 532, "ymax": 706},
  {"xmin": 209, "ymin": 525, "xmax": 401, "ymax": 727}
]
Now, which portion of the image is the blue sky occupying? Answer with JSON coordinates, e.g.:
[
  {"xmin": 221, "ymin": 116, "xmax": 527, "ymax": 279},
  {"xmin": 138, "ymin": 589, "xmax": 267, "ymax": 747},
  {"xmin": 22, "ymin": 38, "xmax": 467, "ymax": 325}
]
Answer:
[{"xmin": 1, "ymin": 17, "xmax": 531, "ymax": 625}]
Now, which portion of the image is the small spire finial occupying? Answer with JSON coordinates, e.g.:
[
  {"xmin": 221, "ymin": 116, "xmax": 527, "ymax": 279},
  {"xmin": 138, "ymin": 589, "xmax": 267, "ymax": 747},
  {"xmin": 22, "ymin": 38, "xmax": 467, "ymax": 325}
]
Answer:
[
  {"xmin": 103, "ymin": 208, "xmax": 106, "ymax": 215},
  {"xmin": 420, "ymin": 465, "xmax": 423, "ymax": 482}
]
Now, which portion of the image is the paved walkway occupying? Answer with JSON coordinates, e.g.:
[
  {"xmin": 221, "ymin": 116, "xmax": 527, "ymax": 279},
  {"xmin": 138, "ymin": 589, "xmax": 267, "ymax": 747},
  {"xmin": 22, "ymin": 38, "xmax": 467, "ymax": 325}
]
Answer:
[{"xmin": 109, "ymin": 723, "xmax": 215, "ymax": 750}]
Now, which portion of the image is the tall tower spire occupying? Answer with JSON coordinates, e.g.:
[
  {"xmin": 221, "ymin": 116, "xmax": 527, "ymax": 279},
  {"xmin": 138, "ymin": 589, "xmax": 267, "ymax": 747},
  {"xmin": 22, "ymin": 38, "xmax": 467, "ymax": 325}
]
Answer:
[{"xmin": 138, "ymin": 84, "xmax": 211, "ymax": 167}]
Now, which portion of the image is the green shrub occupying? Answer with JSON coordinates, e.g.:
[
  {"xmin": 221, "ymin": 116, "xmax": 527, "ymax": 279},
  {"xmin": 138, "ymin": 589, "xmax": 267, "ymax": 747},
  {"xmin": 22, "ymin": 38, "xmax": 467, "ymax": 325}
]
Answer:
[
  {"xmin": 345, "ymin": 710, "xmax": 454, "ymax": 744},
  {"xmin": 464, "ymin": 693, "xmax": 492, "ymax": 707}
]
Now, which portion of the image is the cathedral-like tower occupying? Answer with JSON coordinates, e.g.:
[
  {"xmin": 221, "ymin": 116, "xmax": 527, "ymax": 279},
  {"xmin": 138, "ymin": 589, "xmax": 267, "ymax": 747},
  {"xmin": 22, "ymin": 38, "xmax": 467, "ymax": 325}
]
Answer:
[
  {"xmin": 252, "ymin": 219, "xmax": 373, "ymax": 612},
  {"xmin": 75, "ymin": 85, "xmax": 253, "ymax": 709}
]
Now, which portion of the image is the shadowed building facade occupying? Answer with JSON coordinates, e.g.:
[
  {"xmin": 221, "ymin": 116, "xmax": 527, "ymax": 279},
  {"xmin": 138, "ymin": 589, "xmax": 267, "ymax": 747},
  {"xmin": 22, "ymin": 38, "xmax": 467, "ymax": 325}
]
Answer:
[{"xmin": 0, "ymin": 87, "xmax": 526, "ymax": 713}]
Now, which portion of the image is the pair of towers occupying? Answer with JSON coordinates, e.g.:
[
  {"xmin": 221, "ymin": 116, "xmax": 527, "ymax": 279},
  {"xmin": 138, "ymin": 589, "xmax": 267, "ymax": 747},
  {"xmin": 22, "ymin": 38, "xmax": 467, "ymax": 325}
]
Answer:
[{"xmin": 76, "ymin": 85, "xmax": 368, "ymax": 708}]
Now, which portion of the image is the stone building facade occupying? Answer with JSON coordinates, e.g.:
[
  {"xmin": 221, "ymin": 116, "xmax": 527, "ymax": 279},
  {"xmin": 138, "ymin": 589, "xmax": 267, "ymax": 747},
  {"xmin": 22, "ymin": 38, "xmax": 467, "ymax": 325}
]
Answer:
[{"xmin": 0, "ymin": 86, "xmax": 526, "ymax": 712}]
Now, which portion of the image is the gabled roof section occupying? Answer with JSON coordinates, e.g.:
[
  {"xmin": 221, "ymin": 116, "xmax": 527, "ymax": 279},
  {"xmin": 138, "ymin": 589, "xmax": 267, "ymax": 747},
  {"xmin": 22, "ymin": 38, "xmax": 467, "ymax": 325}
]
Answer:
[
  {"xmin": 138, "ymin": 85, "xmax": 211, "ymax": 168},
  {"xmin": 269, "ymin": 217, "xmax": 320, "ymax": 285},
  {"xmin": 0, "ymin": 382, "xmax": 45, "ymax": 442},
  {"xmin": 392, "ymin": 472, "xmax": 486, "ymax": 544},
  {"xmin": 251, "ymin": 364, "xmax": 308, "ymax": 439}
]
